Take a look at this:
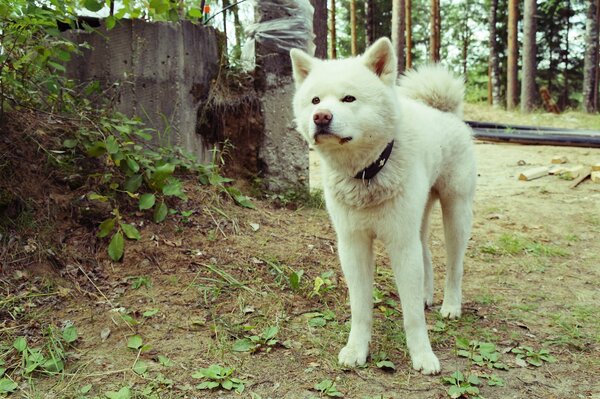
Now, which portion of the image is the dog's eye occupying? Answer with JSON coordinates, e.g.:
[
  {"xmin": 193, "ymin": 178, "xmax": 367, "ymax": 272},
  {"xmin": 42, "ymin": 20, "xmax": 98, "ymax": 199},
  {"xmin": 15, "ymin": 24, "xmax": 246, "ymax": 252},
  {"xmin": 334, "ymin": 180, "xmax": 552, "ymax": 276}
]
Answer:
[
  {"xmin": 311, "ymin": 97, "xmax": 320, "ymax": 105},
  {"xmin": 342, "ymin": 95, "xmax": 356, "ymax": 103}
]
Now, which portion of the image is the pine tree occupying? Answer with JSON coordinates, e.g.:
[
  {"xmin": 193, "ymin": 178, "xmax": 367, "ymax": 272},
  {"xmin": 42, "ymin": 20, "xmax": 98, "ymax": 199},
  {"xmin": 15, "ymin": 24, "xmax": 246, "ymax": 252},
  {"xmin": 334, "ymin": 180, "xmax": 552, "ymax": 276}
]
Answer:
[
  {"xmin": 506, "ymin": 0, "xmax": 518, "ymax": 109},
  {"xmin": 520, "ymin": 0, "xmax": 537, "ymax": 112},
  {"xmin": 583, "ymin": 0, "xmax": 600, "ymax": 112}
]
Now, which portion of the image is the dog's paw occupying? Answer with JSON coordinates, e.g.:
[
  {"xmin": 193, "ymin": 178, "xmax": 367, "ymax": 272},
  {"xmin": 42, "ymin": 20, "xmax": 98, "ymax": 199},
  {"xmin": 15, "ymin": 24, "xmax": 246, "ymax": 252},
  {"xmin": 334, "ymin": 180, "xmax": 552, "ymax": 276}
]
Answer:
[
  {"xmin": 338, "ymin": 344, "xmax": 368, "ymax": 367},
  {"xmin": 440, "ymin": 303, "xmax": 461, "ymax": 319},
  {"xmin": 424, "ymin": 293, "xmax": 434, "ymax": 308},
  {"xmin": 411, "ymin": 351, "xmax": 441, "ymax": 375}
]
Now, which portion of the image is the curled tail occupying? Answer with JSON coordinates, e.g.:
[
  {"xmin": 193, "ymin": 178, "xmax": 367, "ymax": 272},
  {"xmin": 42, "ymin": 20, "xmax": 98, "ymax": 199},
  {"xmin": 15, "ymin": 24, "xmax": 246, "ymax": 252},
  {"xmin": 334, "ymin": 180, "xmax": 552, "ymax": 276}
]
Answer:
[{"xmin": 398, "ymin": 64, "xmax": 465, "ymax": 118}]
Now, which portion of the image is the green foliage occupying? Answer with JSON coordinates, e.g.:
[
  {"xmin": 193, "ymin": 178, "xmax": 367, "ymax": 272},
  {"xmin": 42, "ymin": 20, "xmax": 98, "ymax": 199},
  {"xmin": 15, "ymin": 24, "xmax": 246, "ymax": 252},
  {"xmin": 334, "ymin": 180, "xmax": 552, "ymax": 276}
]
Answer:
[
  {"xmin": 2, "ymin": 323, "xmax": 79, "ymax": 393},
  {"xmin": 456, "ymin": 338, "xmax": 509, "ymax": 370},
  {"xmin": 442, "ymin": 370, "xmax": 482, "ymax": 399},
  {"xmin": 232, "ymin": 325, "xmax": 280, "ymax": 353},
  {"xmin": 192, "ymin": 364, "xmax": 245, "ymax": 394},
  {"xmin": 313, "ymin": 379, "xmax": 344, "ymax": 397},
  {"xmin": 511, "ymin": 346, "xmax": 556, "ymax": 367}
]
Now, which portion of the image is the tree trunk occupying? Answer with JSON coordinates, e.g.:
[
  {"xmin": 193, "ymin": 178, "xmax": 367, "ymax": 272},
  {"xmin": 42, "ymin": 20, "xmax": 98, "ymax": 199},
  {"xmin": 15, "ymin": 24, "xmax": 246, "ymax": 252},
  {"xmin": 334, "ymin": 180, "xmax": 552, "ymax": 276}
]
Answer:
[
  {"xmin": 311, "ymin": 0, "xmax": 328, "ymax": 59},
  {"xmin": 430, "ymin": 0, "xmax": 440, "ymax": 62},
  {"xmin": 583, "ymin": 0, "xmax": 600, "ymax": 112},
  {"xmin": 506, "ymin": 0, "xmax": 518, "ymax": 110},
  {"xmin": 351, "ymin": 0, "xmax": 357, "ymax": 55},
  {"xmin": 392, "ymin": 0, "xmax": 406, "ymax": 73},
  {"xmin": 560, "ymin": 0, "xmax": 571, "ymax": 109},
  {"xmin": 329, "ymin": 0, "xmax": 336, "ymax": 59},
  {"xmin": 365, "ymin": 0, "xmax": 375, "ymax": 46},
  {"xmin": 520, "ymin": 0, "xmax": 537, "ymax": 112},
  {"xmin": 406, "ymin": 0, "xmax": 412, "ymax": 69}
]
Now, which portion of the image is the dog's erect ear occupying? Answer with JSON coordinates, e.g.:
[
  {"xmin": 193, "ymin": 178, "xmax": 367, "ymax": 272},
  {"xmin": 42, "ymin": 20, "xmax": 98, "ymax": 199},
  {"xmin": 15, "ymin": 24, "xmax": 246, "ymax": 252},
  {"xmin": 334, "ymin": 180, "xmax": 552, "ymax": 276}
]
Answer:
[
  {"xmin": 290, "ymin": 48, "xmax": 314, "ymax": 87},
  {"xmin": 362, "ymin": 37, "xmax": 397, "ymax": 86}
]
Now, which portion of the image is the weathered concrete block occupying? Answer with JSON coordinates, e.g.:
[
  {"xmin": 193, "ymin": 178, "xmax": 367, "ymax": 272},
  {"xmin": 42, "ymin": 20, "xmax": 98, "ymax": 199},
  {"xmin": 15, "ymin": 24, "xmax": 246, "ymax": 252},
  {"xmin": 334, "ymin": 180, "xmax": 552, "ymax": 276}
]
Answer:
[{"xmin": 65, "ymin": 20, "xmax": 219, "ymax": 163}]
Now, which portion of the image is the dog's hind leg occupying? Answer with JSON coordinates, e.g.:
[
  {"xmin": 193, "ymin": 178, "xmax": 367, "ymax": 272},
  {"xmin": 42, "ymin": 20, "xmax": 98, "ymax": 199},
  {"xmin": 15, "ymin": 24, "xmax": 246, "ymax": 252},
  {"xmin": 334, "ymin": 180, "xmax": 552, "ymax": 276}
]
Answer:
[
  {"xmin": 439, "ymin": 196, "xmax": 473, "ymax": 319},
  {"xmin": 421, "ymin": 195, "xmax": 437, "ymax": 308},
  {"xmin": 337, "ymin": 230, "xmax": 375, "ymax": 367}
]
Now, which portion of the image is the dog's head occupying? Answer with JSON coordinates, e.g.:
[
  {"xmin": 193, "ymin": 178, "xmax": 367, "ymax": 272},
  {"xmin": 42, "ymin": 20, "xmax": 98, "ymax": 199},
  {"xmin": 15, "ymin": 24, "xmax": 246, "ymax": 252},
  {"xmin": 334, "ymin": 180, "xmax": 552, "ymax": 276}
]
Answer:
[{"xmin": 290, "ymin": 38, "xmax": 399, "ymax": 150}]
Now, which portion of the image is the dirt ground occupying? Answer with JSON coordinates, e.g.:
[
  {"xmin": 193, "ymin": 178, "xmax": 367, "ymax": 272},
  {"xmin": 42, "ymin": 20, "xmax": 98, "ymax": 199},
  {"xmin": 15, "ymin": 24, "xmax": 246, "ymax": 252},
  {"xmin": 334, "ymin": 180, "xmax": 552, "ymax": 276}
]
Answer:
[{"xmin": 2, "ymin": 140, "xmax": 600, "ymax": 398}]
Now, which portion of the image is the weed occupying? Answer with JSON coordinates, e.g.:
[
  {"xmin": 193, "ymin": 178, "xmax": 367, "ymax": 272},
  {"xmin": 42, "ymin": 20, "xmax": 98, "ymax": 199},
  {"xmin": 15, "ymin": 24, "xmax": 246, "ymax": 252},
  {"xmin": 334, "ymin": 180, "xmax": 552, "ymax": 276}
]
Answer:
[
  {"xmin": 313, "ymin": 379, "xmax": 344, "ymax": 397},
  {"xmin": 232, "ymin": 325, "xmax": 280, "ymax": 353},
  {"xmin": 0, "ymin": 324, "xmax": 78, "ymax": 393},
  {"xmin": 130, "ymin": 275, "xmax": 152, "ymax": 290},
  {"xmin": 307, "ymin": 310, "xmax": 336, "ymax": 328},
  {"xmin": 372, "ymin": 352, "xmax": 396, "ymax": 371},
  {"xmin": 456, "ymin": 338, "xmax": 509, "ymax": 370},
  {"xmin": 442, "ymin": 370, "xmax": 482, "ymax": 399},
  {"xmin": 310, "ymin": 271, "xmax": 337, "ymax": 297},
  {"xmin": 192, "ymin": 364, "xmax": 245, "ymax": 394},
  {"xmin": 479, "ymin": 233, "xmax": 568, "ymax": 257},
  {"xmin": 511, "ymin": 346, "xmax": 556, "ymax": 367}
]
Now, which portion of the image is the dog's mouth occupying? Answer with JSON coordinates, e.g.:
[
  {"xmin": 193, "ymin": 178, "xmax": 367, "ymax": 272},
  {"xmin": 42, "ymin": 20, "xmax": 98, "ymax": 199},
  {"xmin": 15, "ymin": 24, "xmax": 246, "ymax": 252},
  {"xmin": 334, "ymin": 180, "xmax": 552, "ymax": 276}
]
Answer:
[{"xmin": 314, "ymin": 131, "xmax": 353, "ymax": 145}]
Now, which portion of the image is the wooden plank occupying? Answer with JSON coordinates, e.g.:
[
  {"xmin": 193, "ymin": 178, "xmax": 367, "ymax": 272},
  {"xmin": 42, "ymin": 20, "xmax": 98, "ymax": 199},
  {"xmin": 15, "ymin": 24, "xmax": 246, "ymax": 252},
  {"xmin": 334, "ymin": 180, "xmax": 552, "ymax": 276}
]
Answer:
[
  {"xmin": 519, "ymin": 166, "xmax": 549, "ymax": 181},
  {"xmin": 591, "ymin": 171, "xmax": 600, "ymax": 183},
  {"xmin": 551, "ymin": 155, "xmax": 568, "ymax": 164},
  {"xmin": 592, "ymin": 162, "xmax": 600, "ymax": 172},
  {"xmin": 569, "ymin": 166, "xmax": 592, "ymax": 188}
]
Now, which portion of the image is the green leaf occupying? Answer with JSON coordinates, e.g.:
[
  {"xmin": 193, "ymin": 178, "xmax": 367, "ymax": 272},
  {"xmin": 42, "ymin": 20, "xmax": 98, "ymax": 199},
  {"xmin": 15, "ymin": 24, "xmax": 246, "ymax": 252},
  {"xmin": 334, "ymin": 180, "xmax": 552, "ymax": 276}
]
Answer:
[
  {"xmin": 447, "ymin": 385, "xmax": 464, "ymax": 399},
  {"xmin": 157, "ymin": 355, "xmax": 173, "ymax": 367},
  {"xmin": 198, "ymin": 381, "xmax": 220, "ymax": 390},
  {"xmin": 262, "ymin": 326, "xmax": 278, "ymax": 340},
  {"xmin": 133, "ymin": 360, "xmax": 148, "ymax": 375},
  {"xmin": 376, "ymin": 360, "xmax": 396, "ymax": 370},
  {"xmin": 308, "ymin": 316, "xmax": 326, "ymax": 328},
  {"xmin": 97, "ymin": 218, "xmax": 116, "ymax": 238},
  {"xmin": 162, "ymin": 178, "xmax": 185, "ymax": 199},
  {"xmin": 108, "ymin": 231, "xmax": 124, "ymax": 261},
  {"xmin": 43, "ymin": 358, "xmax": 65, "ymax": 373},
  {"xmin": 289, "ymin": 270, "xmax": 303, "ymax": 290},
  {"xmin": 126, "ymin": 158, "xmax": 140, "ymax": 173},
  {"xmin": 80, "ymin": 384, "xmax": 93, "ymax": 394},
  {"xmin": 120, "ymin": 223, "xmax": 141, "ymax": 240},
  {"xmin": 105, "ymin": 136, "xmax": 119, "ymax": 154},
  {"xmin": 105, "ymin": 15, "xmax": 116, "ymax": 29},
  {"xmin": 232, "ymin": 338, "xmax": 255, "ymax": 352},
  {"xmin": 188, "ymin": 8, "xmax": 202, "ymax": 18},
  {"xmin": 127, "ymin": 334, "xmax": 143, "ymax": 350},
  {"xmin": 13, "ymin": 337, "xmax": 27, "ymax": 352},
  {"xmin": 124, "ymin": 174, "xmax": 143, "ymax": 193},
  {"xmin": 63, "ymin": 138, "xmax": 78, "ymax": 148},
  {"xmin": 84, "ymin": 0, "xmax": 104, "ymax": 12},
  {"xmin": 88, "ymin": 192, "xmax": 109, "ymax": 202},
  {"xmin": 105, "ymin": 386, "xmax": 131, "ymax": 399},
  {"xmin": 86, "ymin": 140, "xmax": 107, "ymax": 157},
  {"xmin": 0, "ymin": 378, "xmax": 17, "ymax": 394},
  {"xmin": 153, "ymin": 201, "xmax": 168, "ymax": 223},
  {"xmin": 143, "ymin": 309, "xmax": 159, "ymax": 317},
  {"xmin": 139, "ymin": 193, "xmax": 156, "ymax": 210},
  {"xmin": 62, "ymin": 325, "xmax": 78, "ymax": 343}
]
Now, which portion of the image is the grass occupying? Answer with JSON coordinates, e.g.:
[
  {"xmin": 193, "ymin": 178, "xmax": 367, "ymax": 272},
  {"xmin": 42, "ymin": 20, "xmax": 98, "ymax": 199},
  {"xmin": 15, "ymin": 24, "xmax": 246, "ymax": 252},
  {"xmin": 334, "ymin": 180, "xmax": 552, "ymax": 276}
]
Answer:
[
  {"xmin": 479, "ymin": 233, "xmax": 568, "ymax": 257},
  {"xmin": 464, "ymin": 102, "xmax": 600, "ymax": 130}
]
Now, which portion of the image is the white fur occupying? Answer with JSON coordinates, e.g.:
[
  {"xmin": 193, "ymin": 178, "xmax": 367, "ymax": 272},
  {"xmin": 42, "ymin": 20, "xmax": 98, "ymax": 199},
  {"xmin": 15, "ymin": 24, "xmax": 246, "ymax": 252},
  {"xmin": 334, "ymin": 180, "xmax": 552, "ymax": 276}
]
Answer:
[{"xmin": 290, "ymin": 38, "xmax": 476, "ymax": 375}]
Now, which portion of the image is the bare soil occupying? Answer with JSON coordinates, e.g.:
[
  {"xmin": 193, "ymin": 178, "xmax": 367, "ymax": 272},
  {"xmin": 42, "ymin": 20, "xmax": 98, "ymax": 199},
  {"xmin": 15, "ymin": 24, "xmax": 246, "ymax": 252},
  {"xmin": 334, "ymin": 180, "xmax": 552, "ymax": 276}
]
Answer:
[{"xmin": 1, "ymin": 112, "xmax": 600, "ymax": 398}]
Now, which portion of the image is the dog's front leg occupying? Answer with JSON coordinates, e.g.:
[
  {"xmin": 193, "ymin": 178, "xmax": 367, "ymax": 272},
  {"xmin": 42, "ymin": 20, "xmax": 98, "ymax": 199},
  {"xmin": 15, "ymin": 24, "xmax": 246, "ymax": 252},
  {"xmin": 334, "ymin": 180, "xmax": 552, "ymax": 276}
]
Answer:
[
  {"xmin": 389, "ymin": 237, "xmax": 441, "ymax": 375},
  {"xmin": 336, "ymin": 230, "xmax": 374, "ymax": 367}
]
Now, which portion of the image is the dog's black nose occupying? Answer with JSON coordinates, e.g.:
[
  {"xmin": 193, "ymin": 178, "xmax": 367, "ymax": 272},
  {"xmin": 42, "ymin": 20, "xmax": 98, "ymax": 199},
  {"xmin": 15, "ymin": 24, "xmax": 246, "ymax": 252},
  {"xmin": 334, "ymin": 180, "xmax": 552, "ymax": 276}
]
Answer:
[{"xmin": 313, "ymin": 110, "xmax": 332, "ymax": 127}]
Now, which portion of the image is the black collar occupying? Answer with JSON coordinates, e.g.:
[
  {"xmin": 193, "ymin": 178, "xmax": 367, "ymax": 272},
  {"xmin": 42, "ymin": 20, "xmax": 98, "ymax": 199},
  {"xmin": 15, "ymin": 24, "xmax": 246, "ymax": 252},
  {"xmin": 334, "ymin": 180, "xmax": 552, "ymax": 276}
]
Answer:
[{"xmin": 354, "ymin": 140, "xmax": 395, "ymax": 181}]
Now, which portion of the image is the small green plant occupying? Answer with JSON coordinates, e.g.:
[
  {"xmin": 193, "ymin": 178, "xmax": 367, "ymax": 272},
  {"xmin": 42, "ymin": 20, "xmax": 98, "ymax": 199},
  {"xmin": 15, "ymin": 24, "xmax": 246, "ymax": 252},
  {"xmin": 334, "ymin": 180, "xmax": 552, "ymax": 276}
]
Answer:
[
  {"xmin": 442, "ymin": 370, "xmax": 482, "ymax": 399},
  {"xmin": 313, "ymin": 379, "xmax": 344, "ymax": 397},
  {"xmin": 192, "ymin": 364, "xmax": 245, "ymax": 394},
  {"xmin": 1, "ymin": 323, "xmax": 78, "ymax": 392},
  {"xmin": 372, "ymin": 352, "xmax": 396, "ymax": 371},
  {"xmin": 232, "ymin": 326, "xmax": 279, "ymax": 353},
  {"xmin": 456, "ymin": 338, "xmax": 509, "ymax": 370},
  {"xmin": 129, "ymin": 275, "xmax": 152, "ymax": 290},
  {"xmin": 511, "ymin": 346, "xmax": 556, "ymax": 367},
  {"xmin": 307, "ymin": 310, "xmax": 336, "ymax": 328},
  {"xmin": 310, "ymin": 271, "xmax": 336, "ymax": 297}
]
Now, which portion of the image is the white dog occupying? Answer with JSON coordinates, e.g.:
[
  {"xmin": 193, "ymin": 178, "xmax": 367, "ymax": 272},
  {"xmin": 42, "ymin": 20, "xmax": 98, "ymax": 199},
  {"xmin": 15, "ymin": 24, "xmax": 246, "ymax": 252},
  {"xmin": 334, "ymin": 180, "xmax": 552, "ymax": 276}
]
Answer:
[{"xmin": 290, "ymin": 38, "xmax": 476, "ymax": 375}]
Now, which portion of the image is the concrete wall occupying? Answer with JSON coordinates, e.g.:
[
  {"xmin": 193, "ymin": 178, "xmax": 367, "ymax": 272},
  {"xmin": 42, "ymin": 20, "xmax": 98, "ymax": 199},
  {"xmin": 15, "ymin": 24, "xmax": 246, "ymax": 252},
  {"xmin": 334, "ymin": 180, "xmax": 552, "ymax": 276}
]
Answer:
[{"xmin": 65, "ymin": 20, "xmax": 219, "ymax": 162}]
